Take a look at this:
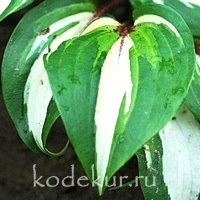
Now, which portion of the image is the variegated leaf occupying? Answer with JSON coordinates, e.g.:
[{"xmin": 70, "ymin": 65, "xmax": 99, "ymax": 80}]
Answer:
[
  {"xmin": 2, "ymin": 0, "xmax": 96, "ymax": 155},
  {"xmin": 44, "ymin": 19, "xmax": 121, "ymax": 185},
  {"xmin": 44, "ymin": 4, "xmax": 195, "ymax": 194},
  {"xmin": 129, "ymin": 0, "xmax": 200, "ymax": 36},
  {"xmin": 0, "ymin": 0, "xmax": 33, "ymax": 21},
  {"xmin": 137, "ymin": 106, "xmax": 200, "ymax": 200}
]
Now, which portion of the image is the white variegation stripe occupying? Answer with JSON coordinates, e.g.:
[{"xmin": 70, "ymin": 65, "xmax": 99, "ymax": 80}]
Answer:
[
  {"xmin": 153, "ymin": 0, "xmax": 164, "ymax": 4},
  {"xmin": 196, "ymin": 54, "xmax": 200, "ymax": 76},
  {"xmin": 0, "ymin": 1, "xmax": 11, "ymax": 15},
  {"xmin": 134, "ymin": 15, "xmax": 183, "ymax": 43},
  {"xmin": 24, "ymin": 57, "xmax": 52, "ymax": 150},
  {"xmin": 95, "ymin": 36, "xmax": 134, "ymax": 195},
  {"xmin": 0, "ymin": 0, "xmax": 32, "ymax": 18},
  {"xmin": 20, "ymin": 0, "xmax": 29, "ymax": 5},
  {"xmin": 159, "ymin": 106, "xmax": 200, "ymax": 200},
  {"xmin": 24, "ymin": 12, "xmax": 93, "ymax": 152},
  {"xmin": 179, "ymin": 0, "xmax": 200, "ymax": 8},
  {"xmin": 26, "ymin": 12, "xmax": 93, "ymax": 60},
  {"xmin": 144, "ymin": 145, "xmax": 152, "ymax": 169},
  {"xmin": 81, "ymin": 17, "xmax": 120, "ymax": 35},
  {"xmin": 15, "ymin": 0, "xmax": 30, "ymax": 9}
]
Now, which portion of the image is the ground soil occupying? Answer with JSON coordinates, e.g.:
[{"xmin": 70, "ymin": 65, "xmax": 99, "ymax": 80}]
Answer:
[{"xmin": 0, "ymin": 1, "xmax": 144, "ymax": 199}]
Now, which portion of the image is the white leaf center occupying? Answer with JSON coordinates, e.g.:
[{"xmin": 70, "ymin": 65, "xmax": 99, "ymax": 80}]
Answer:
[
  {"xmin": 95, "ymin": 35, "xmax": 134, "ymax": 194},
  {"xmin": 160, "ymin": 106, "xmax": 200, "ymax": 200},
  {"xmin": 0, "ymin": 1, "xmax": 11, "ymax": 15}
]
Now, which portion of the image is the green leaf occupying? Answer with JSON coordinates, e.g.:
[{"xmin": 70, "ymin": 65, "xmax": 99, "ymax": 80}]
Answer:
[
  {"xmin": 185, "ymin": 54, "xmax": 200, "ymax": 122},
  {"xmin": 2, "ymin": 0, "xmax": 96, "ymax": 155},
  {"xmin": 136, "ymin": 135, "xmax": 170, "ymax": 200},
  {"xmin": 0, "ymin": 0, "xmax": 34, "ymax": 21},
  {"xmin": 129, "ymin": 0, "xmax": 200, "ymax": 36},
  {"xmin": 105, "ymin": 3, "xmax": 195, "ymax": 193},
  {"xmin": 137, "ymin": 106, "xmax": 200, "ymax": 200},
  {"xmin": 44, "ymin": 18, "xmax": 120, "ymax": 183},
  {"xmin": 45, "ymin": 4, "xmax": 195, "ymax": 194}
]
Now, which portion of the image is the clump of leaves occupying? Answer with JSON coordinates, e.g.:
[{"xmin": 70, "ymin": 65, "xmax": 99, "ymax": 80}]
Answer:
[{"xmin": 1, "ymin": 0, "xmax": 200, "ymax": 199}]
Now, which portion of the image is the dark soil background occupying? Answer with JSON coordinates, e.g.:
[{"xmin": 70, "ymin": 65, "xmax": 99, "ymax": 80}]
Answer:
[{"xmin": 0, "ymin": 0, "xmax": 144, "ymax": 199}]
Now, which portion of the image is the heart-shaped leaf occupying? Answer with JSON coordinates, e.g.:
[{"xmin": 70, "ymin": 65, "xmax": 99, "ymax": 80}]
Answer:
[
  {"xmin": 44, "ymin": 18, "xmax": 121, "ymax": 182},
  {"xmin": 129, "ymin": 0, "xmax": 200, "ymax": 36},
  {"xmin": 2, "ymin": 0, "xmax": 96, "ymax": 155},
  {"xmin": 45, "ymin": 3, "xmax": 195, "ymax": 194},
  {"xmin": 0, "ymin": 0, "xmax": 34, "ymax": 21},
  {"xmin": 105, "ymin": 3, "xmax": 195, "ymax": 193},
  {"xmin": 137, "ymin": 106, "xmax": 200, "ymax": 200}
]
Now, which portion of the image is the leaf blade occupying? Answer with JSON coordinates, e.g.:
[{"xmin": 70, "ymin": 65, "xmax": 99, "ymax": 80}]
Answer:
[
  {"xmin": 106, "ymin": 3, "xmax": 195, "ymax": 187},
  {"xmin": 137, "ymin": 106, "xmax": 200, "ymax": 200},
  {"xmin": 0, "ymin": 0, "xmax": 34, "ymax": 21},
  {"xmin": 129, "ymin": 0, "xmax": 200, "ymax": 36},
  {"xmin": 185, "ymin": 54, "xmax": 200, "ymax": 122},
  {"xmin": 2, "ymin": 0, "xmax": 96, "ymax": 155},
  {"xmin": 44, "ymin": 25, "xmax": 120, "ymax": 181}
]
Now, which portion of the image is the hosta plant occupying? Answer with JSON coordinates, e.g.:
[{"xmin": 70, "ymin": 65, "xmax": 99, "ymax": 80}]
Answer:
[{"xmin": 1, "ymin": 0, "xmax": 200, "ymax": 199}]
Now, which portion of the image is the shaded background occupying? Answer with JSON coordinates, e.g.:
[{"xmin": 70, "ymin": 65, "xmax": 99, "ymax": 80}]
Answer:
[{"xmin": 0, "ymin": 0, "xmax": 144, "ymax": 199}]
